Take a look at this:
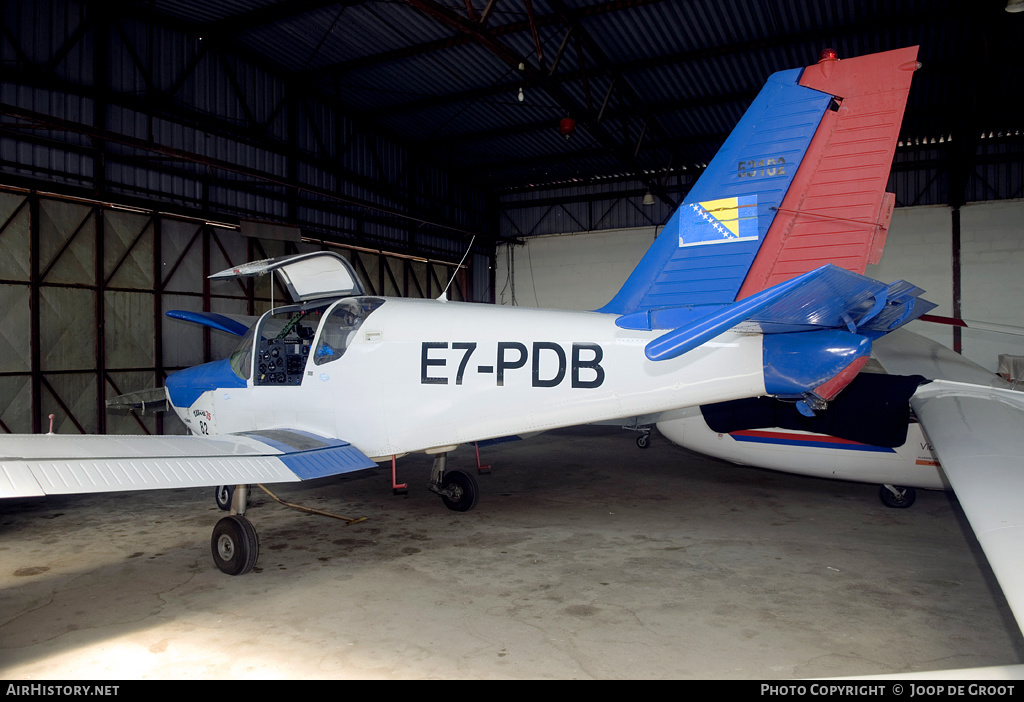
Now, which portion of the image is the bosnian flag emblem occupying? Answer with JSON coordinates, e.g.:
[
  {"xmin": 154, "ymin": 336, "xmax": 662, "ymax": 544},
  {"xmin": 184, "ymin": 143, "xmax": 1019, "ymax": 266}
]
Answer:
[{"xmin": 679, "ymin": 194, "xmax": 758, "ymax": 247}]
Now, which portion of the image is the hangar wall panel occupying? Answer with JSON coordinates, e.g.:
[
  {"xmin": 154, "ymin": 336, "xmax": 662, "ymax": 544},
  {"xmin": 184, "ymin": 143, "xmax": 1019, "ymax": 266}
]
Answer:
[
  {"xmin": 960, "ymin": 200, "xmax": 1024, "ymax": 371},
  {"xmin": 0, "ymin": 186, "xmax": 479, "ymax": 436},
  {"xmin": 40, "ymin": 287, "xmax": 97, "ymax": 371},
  {"xmin": 44, "ymin": 373, "xmax": 97, "ymax": 434},
  {"xmin": 39, "ymin": 200, "xmax": 95, "ymax": 286},
  {"xmin": 496, "ymin": 227, "xmax": 658, "ymax": 310},
  {"xmin": 866, "ymin": 205, "xmax": 955, "ymax": 351},
  {"xmin": 104, "ymin": 211, "xmax": 154, "ymax": 289},
  {"xmin": 867, "ymin": 200, "xmax": 1024, "ymax": 373},
  {"xmin": 0, "ymin": 376, "xmax": 32, "ymax": 434},
  {"xmin": 0, "ymin": 194, "xmax": 30, "ymax": 280},
  {"xmin": 0, "ymin": 284, "xmax": 31, "ymax": 373}
]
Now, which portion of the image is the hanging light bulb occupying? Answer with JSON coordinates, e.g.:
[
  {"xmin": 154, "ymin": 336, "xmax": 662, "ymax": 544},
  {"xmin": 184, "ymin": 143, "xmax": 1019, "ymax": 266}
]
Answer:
[{"xmin": 518, "ymin": 87, "xmax": 524, "ymax": 102}]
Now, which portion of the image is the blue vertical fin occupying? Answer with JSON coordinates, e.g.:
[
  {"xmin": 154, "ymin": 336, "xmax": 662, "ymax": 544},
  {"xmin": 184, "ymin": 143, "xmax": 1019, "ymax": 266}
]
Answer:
[{"xmin": 599, "ymin": 68, "xmax": 833, "ymax": 326}]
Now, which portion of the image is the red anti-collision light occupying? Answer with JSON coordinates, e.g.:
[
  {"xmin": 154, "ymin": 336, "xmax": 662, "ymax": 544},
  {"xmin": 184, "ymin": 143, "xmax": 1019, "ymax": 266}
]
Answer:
[{"xmin": 818, "ymin": 47, "xmax": 839, "ymax": 62}]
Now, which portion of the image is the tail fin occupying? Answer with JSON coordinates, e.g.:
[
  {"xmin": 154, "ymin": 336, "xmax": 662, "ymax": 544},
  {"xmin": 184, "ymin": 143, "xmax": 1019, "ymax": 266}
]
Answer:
[{"xmin": 601, "ymin": 47, "xmax": 919, "ymax": 327}]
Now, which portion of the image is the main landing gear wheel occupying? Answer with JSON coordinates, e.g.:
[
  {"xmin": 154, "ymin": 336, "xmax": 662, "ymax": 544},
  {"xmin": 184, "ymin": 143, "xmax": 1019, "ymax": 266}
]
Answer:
[
  {"xmin": 879, "ymin": 484, "xmax": 917, "ymax": 509},
  {"xmin": 440, "ymin": 469, "xmax": 479, "ymax": 512},
  {"xmin": 211, "ymin": 515, "xmax": 260, "ymax": 575},
  {"xmin": 636, "ymin": 432, "xmax": 651, "ymax": 449}
]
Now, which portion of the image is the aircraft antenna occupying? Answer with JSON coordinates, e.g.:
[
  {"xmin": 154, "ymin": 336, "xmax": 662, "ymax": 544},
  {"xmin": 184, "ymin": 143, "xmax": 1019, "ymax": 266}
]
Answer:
[{"xmin": 438, "ymin": 235, "xmax": 476, "ymax": 301}]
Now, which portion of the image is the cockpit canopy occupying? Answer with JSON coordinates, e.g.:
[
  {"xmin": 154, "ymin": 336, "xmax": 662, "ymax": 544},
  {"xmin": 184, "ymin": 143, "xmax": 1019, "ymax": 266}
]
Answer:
[
  {"xmin": 229, "ymin": 297, "xmax": 384, "ymax": 384},
  {"xmin": 211, "ymin": 251, "xmax": 364, "ymax": 303},
  {"xmin": 313, "ymin": 298, "xmax": 383, "ymax": 365}
]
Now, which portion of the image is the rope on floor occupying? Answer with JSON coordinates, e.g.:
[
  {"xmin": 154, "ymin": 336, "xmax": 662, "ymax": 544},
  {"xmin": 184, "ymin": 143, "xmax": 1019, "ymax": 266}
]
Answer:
[{"xmin": 256, "ymin": 484, "xmax": 368, "ymax": 525}]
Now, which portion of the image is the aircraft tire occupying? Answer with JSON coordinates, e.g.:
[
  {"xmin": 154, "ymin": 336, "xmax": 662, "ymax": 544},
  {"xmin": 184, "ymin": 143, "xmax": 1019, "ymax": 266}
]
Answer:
[
  {"xmin": 636, "ymin": 434, "xmax": 650, "ymax": 449},
  {"xmin": 440, "ymin": 469, "xmax": 479, "ymax": 512},
  {"xmin": 879, "ymin": 485, "xmax": 917, "ymax": 509},
  {"xmin": 215, "ymin": 485, "xmax": 234, "ymax": 511},
  {"xmin": 211, "ymin": 515, "xmax": 260, "ymax": 575}
]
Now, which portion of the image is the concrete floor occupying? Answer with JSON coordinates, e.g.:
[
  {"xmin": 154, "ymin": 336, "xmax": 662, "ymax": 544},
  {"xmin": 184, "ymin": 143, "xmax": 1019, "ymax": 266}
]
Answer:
[{"xmin": 2, "ymin": 425, "xmax": 1022, "ymax": 680}]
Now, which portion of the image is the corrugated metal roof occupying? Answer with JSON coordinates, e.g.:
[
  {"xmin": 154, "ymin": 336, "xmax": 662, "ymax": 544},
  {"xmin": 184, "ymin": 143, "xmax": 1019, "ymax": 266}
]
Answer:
[
  {"xmin": 109, "ymin": 0, "xmax": 1015, "ymax": 190},
  {"xmin": 3, "ymin": 0, "xmax": 1022, "ymax": 222}
]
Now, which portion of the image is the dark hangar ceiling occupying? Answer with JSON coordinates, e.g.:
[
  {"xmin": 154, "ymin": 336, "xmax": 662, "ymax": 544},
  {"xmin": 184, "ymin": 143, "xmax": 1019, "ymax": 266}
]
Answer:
[
  {"xmin": 2, "ymin": 0, "xmax": 1022, "ymax": 235},
  {"xmin": 119, "ymin": 0, "xmax": 1022, "ymax": 205}
]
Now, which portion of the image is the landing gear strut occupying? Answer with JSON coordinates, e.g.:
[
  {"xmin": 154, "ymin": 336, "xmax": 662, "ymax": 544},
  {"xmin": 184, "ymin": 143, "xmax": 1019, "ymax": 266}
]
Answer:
[
  {"xmin": 215, "ymin": 484, "xmax": 252, "ymax": 511},
  {"xmin": 428, "ymin": 453, "xmax": 479, "ymax": 512}
]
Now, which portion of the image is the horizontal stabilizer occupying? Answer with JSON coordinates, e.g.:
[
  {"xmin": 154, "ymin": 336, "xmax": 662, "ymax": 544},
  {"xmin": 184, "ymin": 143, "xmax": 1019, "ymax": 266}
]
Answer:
[
  {"xmin": 166, "ymin": 310, "xmax": 253, "ymax": 336},
  {"xmin": 0, "ymin": 429, "xmax": 377, "ymax": 499},
  {"xmin": 645, "ymin": 269, "xmax": 820, "ymax": 361},
  {"xmin": 740, "ymin": 273, "xmax": 935, "ymax": 336},
  {"xmin": 105, "ymin": 387, "xmax": 169, "ymax": 414},
  {"xmin": 643, "ymin": 265, "xmax": 933, "ymax": 362}
]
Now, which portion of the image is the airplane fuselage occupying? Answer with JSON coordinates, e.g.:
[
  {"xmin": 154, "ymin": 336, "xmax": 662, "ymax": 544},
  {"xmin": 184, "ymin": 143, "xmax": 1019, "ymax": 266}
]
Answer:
[{"xmin": 173, "ymin": 296, "xmax": 771, "ymax": 460}]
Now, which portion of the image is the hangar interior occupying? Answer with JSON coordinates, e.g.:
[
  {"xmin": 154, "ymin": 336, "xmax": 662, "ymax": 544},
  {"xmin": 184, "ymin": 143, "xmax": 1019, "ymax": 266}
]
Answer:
[
  {"xmin": 1, "ymin": 0, "xmax": 1022, "ymax": 432},
  {"xmin": 2, "ymin": 0, "xmax": 1024, "ymax": 681}
]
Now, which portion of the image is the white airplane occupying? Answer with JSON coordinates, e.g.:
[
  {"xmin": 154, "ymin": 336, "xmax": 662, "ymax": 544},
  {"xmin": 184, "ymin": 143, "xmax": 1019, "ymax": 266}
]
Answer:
[{"xmin": 0, "ymin": 47, "xmax": 937, "ymax": 582}]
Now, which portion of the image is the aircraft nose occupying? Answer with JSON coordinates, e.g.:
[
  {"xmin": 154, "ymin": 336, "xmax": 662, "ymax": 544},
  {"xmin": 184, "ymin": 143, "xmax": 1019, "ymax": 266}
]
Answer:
[{"xmin": 165, "ymin": 358, "xmax": 246, "ymax": 409}]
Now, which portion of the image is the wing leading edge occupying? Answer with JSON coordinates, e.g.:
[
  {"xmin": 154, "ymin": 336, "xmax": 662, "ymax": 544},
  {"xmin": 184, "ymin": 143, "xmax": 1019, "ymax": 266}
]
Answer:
[{"xmin": 0, "ymin": 429, "xmax": 377, "ymax": 499}]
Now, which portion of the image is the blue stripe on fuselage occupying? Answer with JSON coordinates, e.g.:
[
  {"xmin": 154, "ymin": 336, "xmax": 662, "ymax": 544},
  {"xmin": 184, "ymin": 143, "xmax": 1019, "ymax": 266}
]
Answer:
[{"xmin": 731, "ymin": 431, "xmax": 895, "ymax": 453}]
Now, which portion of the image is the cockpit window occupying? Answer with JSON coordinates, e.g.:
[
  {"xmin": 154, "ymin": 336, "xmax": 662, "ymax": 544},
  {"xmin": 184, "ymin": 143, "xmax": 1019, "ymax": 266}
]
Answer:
[
  {"xmin": 254, "ymin": 304, "xmax": 329, "ymax": 385},
  {"xmin": 314, "ymin": 297, "xmax": 385, "ymax": 365},
  {"xmin": 226, "ymin": 297, "xmax": 383, "ymax": 383},
  {"xmin": 228, "ymin": 326, "xmax": 257, "ymax": 380},
  {"xmin": 225, "ymin": 302, "xmax": 330, "ymax": 385}
]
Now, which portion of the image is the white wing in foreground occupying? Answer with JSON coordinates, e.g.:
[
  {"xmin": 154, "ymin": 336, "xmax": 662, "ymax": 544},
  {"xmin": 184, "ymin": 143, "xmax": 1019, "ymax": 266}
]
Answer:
[
  {"xmin": 0, "ymin": 430, "xmax": 377, "ymax": 499},
  {"xmin": 875, "ymin": 330, "xmax": 1024, "ymax": 632}
]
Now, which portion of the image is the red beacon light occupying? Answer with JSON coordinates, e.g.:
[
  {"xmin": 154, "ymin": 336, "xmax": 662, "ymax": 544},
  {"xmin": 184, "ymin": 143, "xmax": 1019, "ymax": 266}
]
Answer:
[
  {"xmin": 559, "ymin": 117, "xmax": 576, "ymax": 139},
  {"xmin": 818, "ymin": 48, "xmax": 839, "ymax": 63}
]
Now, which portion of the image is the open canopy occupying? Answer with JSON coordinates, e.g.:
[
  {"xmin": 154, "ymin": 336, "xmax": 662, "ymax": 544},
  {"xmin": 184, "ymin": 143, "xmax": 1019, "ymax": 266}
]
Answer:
[{"xmin": 210, "ymin": 251, "xmax": 364, "ymax": 303}]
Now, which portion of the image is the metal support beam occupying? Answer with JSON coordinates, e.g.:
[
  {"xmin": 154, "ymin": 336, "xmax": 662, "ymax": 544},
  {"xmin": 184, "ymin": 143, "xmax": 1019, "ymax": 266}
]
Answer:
[
  {"xmin": 153, "ymin": 214, "xmax": 164, "ymax": 435},
  {"xmin": 29, "ymin": 193, "xmax": 40, "ymax": 434},
  {"xmin": 95, "ymin": 207, "xmax": 106, "ymax": 434},
  {"xmin": 952, "ymin": 207, "xmax": 962, "ymax": 354}
]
